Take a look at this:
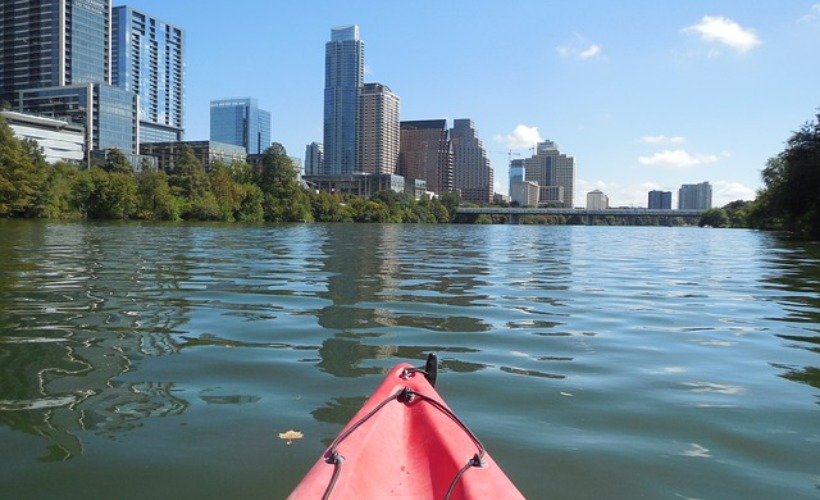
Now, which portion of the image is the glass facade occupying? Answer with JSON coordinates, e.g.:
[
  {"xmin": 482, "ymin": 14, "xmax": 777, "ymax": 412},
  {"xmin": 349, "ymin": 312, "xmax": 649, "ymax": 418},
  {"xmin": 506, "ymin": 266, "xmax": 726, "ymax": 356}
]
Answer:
[
  {"xmin": 112, "ymin": 6, "xmax": 184, "ymax": 142},
  {"xmin": 324, "ymin": 25, "xmax": 364, "ymax": 175},
  {"xmin": 19, "ymin": 83, "xmax": 138, "ymax": 154},
  {"xmin": 67, "ymin": 0, "xmax": 110, "ymax": 85},
  {"xmin": 210, "ymin": 98, "xmax": 271, "ymax": 155},
  {"xmin": 648, "ymin": 190, "xmax": 673, "ymax": 209},
  {"xmin": 678, "ymin": 182, "xmax": 712, "ymax": 210},
  {"xmin": 0, "ymin": 0, "xmax": 110, "ymax": 105}
]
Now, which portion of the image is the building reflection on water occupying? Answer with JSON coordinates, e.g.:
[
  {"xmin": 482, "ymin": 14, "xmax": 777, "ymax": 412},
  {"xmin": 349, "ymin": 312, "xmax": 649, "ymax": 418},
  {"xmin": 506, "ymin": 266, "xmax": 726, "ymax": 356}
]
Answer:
[{"xmin": 0, "ymin": 224, "xmax": 191, "ymax": 461}]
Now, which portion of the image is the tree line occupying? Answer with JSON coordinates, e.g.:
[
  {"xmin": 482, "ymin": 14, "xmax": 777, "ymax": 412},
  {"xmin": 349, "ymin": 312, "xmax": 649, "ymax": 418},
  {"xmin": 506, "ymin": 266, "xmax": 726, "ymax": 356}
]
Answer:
[
  {"xmin": 2, "ymin": 112, "xmax": 818, "ymax": 239},
  {"xmin": 0, "ymin": 115, "xmax": 459, "ymax": 224},
  {"xmin": 696, "ymin": 112, "xmax": 819, "ymax": 240}
]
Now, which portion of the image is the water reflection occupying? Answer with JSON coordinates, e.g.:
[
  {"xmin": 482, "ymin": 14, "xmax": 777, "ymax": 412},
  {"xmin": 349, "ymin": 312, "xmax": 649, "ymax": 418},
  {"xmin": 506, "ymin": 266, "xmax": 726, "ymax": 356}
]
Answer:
[
  {"xmin": 0, "ymin": 223, "xmax": 191, "ymax": 460},
  {"xmin": 0, "ymin": 221, "xmax": 818, "ymax": 497},
  {"xmin": 762, "ymin": 241, "xmax": 820, "ymax": 389}
]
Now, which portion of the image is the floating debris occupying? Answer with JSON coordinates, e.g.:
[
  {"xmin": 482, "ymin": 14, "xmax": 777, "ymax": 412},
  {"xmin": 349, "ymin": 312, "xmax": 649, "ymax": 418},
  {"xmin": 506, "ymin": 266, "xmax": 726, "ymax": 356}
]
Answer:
[{"xmin": 279, "ymin": 430, "xmax": 304, "ymax": 445}]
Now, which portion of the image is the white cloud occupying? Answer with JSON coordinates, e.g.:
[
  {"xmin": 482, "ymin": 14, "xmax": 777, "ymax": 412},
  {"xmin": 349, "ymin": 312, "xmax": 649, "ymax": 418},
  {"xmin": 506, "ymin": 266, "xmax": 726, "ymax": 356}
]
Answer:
[
  {"xmin": 556, "ymin": 34, "xmax": 603, "ymax": 60},
  {"xmin": 494, "ymin": 125, "xmax": 544, "ymax": 150},
  {"xmin": 638, "ymin": 149, "xmax": 719, "ymax": 168},
  {"xmin": 579, "ymin": 44, "xmax": 602, "ymax": 59},
  {"xmin": 576, "ymin": 180, "xmax": 662, "ymax": 208},
  {"xmin": 798, "ymin": 4, "xmax": 820, "ymax": 24},
  {"xmin": 642, "ymin": 135, "xmax": 686, "ymax": 145},
  {"xmin": 712, "ymin": 181, "xmax": 757, "ymax": 205},
  {"xmin": 683, "ymin": 16, "xmax": 762, "ymax": 54}
]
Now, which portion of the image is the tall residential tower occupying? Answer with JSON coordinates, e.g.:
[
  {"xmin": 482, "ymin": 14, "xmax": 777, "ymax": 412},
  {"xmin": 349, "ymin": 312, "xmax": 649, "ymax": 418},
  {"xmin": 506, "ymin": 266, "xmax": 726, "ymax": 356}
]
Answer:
[
  {"xmin": 450, "ymin": 119, "xmax": 493, "ymax": 203},
  {"xmin": 112, "ymin": 6, "xmax": 185, "ymax": 143},
  {"xmin": 0, "ymin": 0, "xmax": 112, "ymax": 106},
  {"xmin": 358, "ymin": 83, "xmax": 400, "ymax": 175},
  {"xmin": 1, "ymin": 0, "xmax": 141, "ymax": 155},
  {"xmin": 678, "ymin": 182, "xmax": 712, "ymax": 210},
  {"xmin": 399, "ymin": 120, "xmax": 454, "ymax": 194},
  {"xmin": 323, "ymin": 25, "xmax": 364, "ymax": 175}
]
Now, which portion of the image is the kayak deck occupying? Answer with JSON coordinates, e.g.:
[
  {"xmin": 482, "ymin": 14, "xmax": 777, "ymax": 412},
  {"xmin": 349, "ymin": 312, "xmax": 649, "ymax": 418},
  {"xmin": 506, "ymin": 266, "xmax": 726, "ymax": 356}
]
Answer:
[{"xmin": 289, "ymin": 357, "xmax": 524, "ymax": 499}]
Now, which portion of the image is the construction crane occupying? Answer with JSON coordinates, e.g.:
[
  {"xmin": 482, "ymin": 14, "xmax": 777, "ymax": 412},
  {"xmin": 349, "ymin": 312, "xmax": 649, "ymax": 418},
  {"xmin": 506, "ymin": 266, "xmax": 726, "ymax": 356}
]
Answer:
[{"xmin": 490, "ymin": 150, "xmax": 522, "ymax": 170}]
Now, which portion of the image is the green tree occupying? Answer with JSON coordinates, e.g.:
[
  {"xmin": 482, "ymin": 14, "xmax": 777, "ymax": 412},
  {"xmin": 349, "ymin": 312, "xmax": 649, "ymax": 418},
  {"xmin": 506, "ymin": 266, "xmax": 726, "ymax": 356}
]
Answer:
[
  {"xmin": 137, "ymin": 169, "xmax": 179, "ymax": 220},
  {"xmin": 0, "ymin": 115, "xmax": 47, "ymax": 217},
  {"xmin": 438, "ymin": 191, "xmax": 461, "ymax": 222},
  {"xmin": 699, "ymin": 208, "xmax": 729, "ymax": 228},
  {"xmin": 34, "ymin": 162, "xmax": 81, "ymax": 219},
  {"xmin": 256, "ymin": 143, "xmax": 313, "ymax": 222},
  {"xmin": 79, "ymin": 167, "xmax": 138, "ymax": 219},
  {"xmin": 168, "ymin": 145, "xmax": 210, "ymax": 201},
  {"xmin": 102, "ymin": 148, "xmax": 133, "ymax": 174},
  {"xmin": 753, "ymin": 113, "xmax": 820, "ymax": 239}
]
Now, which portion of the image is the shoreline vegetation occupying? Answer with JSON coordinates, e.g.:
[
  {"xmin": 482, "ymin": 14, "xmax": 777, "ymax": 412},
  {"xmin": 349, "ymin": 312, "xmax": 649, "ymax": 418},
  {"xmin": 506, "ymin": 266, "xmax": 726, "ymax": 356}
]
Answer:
[{"xmin": 1, "ymin": 113, "xmax": 818, "ymax": 240}]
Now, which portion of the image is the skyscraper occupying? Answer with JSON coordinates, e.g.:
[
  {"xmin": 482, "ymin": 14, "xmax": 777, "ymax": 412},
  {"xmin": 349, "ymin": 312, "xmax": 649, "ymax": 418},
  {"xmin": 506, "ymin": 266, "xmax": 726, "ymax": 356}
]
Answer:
[
  {"xmin": 399, "ymin": 120, "xmax": 454, "ymax": 194},
  {"xmin": 0, "ymin": 0, "xmax": 112, "ymax": 106},
  {"xmin": 210, "ymin": 98, "xmax": 271, "ymax": 155},
  {"xmin": 678, "ymin": 182, "xmax": 712, "ymax": 210},
  {"xmin": 358, "ymin": 83, "xmax": 400, "ymax": 175},
  {"xmin": 112, "ymin": 6, "xmax": 185, "ymax": 143},
  {"xmin": 323, "ymin": 25, "xmax": 364, "ymax": 175},
  {"xmin": 648, "ymin": 190, "xmax": 672, "ymax": 209},
  {"xmin": 523, "ymin": 141, "xmax": 575, "ymax": 208},
  {"xmin": 1, "ymin": 0, "xmax": 140, "ymax": 155},
  {"xmin": 305, "ymin": 142, "xmax": 324, "ymax": 177},
  {"xmin": 450, "ymin": 119, "xmax": 493, "ymax": 204}
]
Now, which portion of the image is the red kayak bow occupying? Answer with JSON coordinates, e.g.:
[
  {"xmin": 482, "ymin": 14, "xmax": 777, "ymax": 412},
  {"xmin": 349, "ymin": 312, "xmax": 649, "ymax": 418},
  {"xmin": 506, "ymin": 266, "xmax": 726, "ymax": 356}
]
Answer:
[{"xmin": 289, "ymin": 355, "xmax": 524, "ymax": 499}]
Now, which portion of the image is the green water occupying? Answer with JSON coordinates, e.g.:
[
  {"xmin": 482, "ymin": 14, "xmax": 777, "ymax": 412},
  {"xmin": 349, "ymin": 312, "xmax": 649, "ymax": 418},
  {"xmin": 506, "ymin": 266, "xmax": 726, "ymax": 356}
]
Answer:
[{"xmin": 0, "ymin": 221, "xmax": 818, "ymax": 499}]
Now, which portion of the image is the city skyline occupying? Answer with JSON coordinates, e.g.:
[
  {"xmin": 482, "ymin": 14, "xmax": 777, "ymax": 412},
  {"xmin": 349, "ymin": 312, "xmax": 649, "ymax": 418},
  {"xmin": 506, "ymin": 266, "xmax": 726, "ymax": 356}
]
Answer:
[{"xmin": 57, "ymin": 1, "xmax": 820, "ymax": 207}]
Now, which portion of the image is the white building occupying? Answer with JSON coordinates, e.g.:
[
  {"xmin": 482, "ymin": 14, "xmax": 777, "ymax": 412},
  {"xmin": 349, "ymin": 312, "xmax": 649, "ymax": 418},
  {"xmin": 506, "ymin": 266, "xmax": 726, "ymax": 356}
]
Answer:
[
  {"xmin": 511, "ymin": 181, "xmax": 540, "ymax": 207},
  {"xmin": 586, "ymin": 189, "xmax": 609, "ymax": 210},
  {"xmin": 2, "ymin": 111, "xmax": 84, "ymax": 163}
]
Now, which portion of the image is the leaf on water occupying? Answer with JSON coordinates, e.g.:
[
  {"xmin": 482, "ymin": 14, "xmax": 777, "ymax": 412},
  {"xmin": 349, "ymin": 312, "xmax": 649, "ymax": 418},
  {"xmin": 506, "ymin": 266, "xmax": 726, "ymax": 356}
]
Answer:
[
  {"xmin": 278, "ymin": 430, "xmax": 304, "ymax": 445},
  {"xmin": 560, "ymin": 392, "xmax": 574, "ymax": 397}
]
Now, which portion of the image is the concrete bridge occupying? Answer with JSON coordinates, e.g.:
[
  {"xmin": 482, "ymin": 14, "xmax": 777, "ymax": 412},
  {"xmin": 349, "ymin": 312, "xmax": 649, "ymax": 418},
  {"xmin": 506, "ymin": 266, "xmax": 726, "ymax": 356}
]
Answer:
[{"xmin": 455, "ymin": 207, "xmax": 706, "ymax": 225}]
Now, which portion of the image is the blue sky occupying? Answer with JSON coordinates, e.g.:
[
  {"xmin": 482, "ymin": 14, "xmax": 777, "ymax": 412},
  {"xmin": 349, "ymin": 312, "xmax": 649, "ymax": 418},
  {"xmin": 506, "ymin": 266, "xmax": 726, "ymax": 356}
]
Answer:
[{"xmin": 124, "ymin": 1, "xmax": 820, "ymax": 207}]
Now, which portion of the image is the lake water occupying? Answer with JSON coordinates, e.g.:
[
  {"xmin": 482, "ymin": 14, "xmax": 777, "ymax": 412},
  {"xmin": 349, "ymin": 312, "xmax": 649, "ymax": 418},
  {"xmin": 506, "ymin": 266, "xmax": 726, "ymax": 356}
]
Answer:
[{"xmin": 0, "ymin": 221, "xmax": 818, "ymax": 499}]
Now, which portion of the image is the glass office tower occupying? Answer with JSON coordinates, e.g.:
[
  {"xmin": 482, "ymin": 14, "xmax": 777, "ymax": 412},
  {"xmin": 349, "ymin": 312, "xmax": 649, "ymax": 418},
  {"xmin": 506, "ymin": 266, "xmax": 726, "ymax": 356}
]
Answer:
[
  {"xmin": 0, "ymin": 0, "xmax": 111, "ymax": 106},
  {"xmin": 323, "ymin": 25, "xmax": 364, "ymax": 175},
  {"xmin": 210, "ymin": 98, "xmax": 271, "ymax": 155},
  {"xmin": 112, "ymin": 6, "xmax": 185, "ymax": 143}
]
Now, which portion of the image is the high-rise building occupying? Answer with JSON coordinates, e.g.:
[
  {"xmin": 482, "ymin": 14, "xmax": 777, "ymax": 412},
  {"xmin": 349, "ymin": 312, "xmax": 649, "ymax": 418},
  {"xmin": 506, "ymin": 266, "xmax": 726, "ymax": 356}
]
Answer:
[
  {"xmin": 450, "ymin": 119, "xmax": 493, "ymax": 204},
  {"xmin": 399, "ymin": 120, "xmax": 454, "ymax": 194},
  {"xmin": 305, "ymin": 142, "xmax": 324, "ymax": 177},
  {"xmin": 358, "ymin": 83, "xmax": 400, "ymax": 175},
  {"xmin": 323, "ymin": 25, "xmax": 364, "ymax": 175},
  {"xmin": 112, "ymin": 6, "xmax": 185, "ymax": 143},
  {"xmin": 210, "ymin": 98, "xmax": 271, "ymax": 155},
  {"xmin": 522, "ymin": 141, "xmax": 575, "ymax": 208},
  {"xmin": 0, "ymin": 0, "xmax": 112, "ymax": 106},
  {"xmin": 0, "ymin": 1, "xmax": 148, "ymax": 156},
  {"xmin": 586, "ymin": 189, "xmax": 609, "ymax": 210},
  {"xmin": 648, "ymin": 190, "xmax": 672, "ymax": 209},
  {"xmin": 18, "ymin": 83, "xmax": 139, "ymax": 154},
  {"xmin": 678, "ymin": 182, "xmax": 712, "ymax": 210}
]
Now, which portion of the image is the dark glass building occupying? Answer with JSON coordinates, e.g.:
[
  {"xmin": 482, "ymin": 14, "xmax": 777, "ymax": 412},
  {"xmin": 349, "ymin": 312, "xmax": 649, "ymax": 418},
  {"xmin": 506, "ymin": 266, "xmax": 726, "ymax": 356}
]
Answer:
[
  {"xmin": 0, "ymin": 0, "xmax": 111, "ymax": 106},
  {"xmin": 19, "ymin": 83, "xmax": 139, "ymax": 154},
  {"xmin": 210, "ymin": 98, "xmax": 271, "ymax": 155},
  {"xmin": 399, "ymin": 120, "xmax": 454, "ymax": 194},
  {"xmin": 648, "ymin": 190, "xmax": 673, "ymax": 209},
  {"xmin": 323, "ymin": 25, "xmax": 364, "ymax": 175}
]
